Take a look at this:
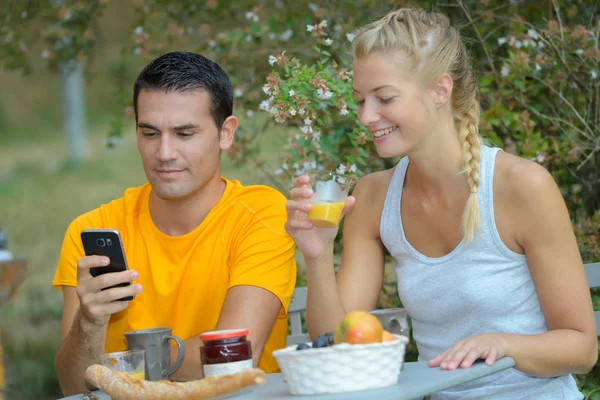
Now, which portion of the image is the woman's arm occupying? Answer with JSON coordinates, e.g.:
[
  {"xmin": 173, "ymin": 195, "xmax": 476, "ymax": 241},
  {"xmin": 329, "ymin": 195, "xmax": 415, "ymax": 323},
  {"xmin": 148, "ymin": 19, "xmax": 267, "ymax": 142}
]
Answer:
[
  {"xmin": 430, "ymin": 155, "xmax": 597, "ymax": 376},
  {"xmin": 287, "ymin": 172, "xmax": 389, "ymax": 338}
]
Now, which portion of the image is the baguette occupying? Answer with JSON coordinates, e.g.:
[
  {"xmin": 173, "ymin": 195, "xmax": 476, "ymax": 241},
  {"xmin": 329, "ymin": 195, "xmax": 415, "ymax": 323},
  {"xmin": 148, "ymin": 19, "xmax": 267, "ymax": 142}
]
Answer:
[{"xmin": 84, "ymin": 364, "xmax": 266, "ymax": 400}]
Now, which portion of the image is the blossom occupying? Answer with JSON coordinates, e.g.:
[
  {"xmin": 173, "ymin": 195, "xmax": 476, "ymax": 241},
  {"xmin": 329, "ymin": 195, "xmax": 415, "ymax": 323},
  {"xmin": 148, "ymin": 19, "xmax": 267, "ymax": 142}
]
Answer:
[
  {"xmin": 298, "ymin": 108, "xmax": 306, "ymax": 116},
  {"xmin": 134, "ymin": 26, "xmax": 144, "ymax": 35},
  {"xmin": 324, "ymin": 38, "xmax": 333, "ymax": 46},
  {"xmin": 527, "ymin": 29, "xmax": 539, "ymax": 40},
  {"xmin": 263, "ymin": 86, "xmax": 271, "ymax": 95},
  {"xmin": 592, "ymin": 69, "xmax": 598, "ymax": 80},
  {"xmin": 268, "ymin": 55, "xmax": 277, "ymax": 66},
  {"xmin": 501, "ymin": 66, "xmax": 510, "ymax": 77},
  {"xmin": 300, "ymin": 125, "xmax": 313, "ymax": 134},
  {"xmin": 336, "ymin": 164, "xmax": 347, "ymax": 174},
  {"xmin": 280, "ymin": 29, "xmax": 293, "ymax": 42},
  {"xmin": 346, "ymin": 33, "xmax": 355, "ymax": 42},
  {"xmin": 576, "ymin": 49, "xmax": 584, "ymax": 56},
  {"xmin": 208, "ymin": 40, "xmax": 217, "ymax": 48},
  {"xmin": 289, "ymin": 89, "xmax": 295, "ymax": 96},
  {"xmin": 289, "ymin": 108, "xmax": 297, "ymax": 116},
  {"xmin": 246, "ymin": 110, "xmax": 254, "ymax": 118},
  {"xmin": 307, "ymin": 25, "xmax": 314, "ymax": 32},
  {"xmin": 497, "ymin": 37, "xmax": 507, "ymax": 45},
  {"xmin": 234, "ymin": 88, "xmax": 243, "ymax": 97},
  {"xmin": 304, "ymin": 118, "xmax": 312, "ymax": 125},
  {"xmin": 312, "ymin": 131, "xmax": 321, "ymax": 141},
  {"xmin": 349, "ymin": 164, "xmax": 357, "ymax": 173},
  {"xmin": 308, "ymin": 3, "xmax": 318, "ymax": 12},
  {"xmin": 259, "ymin": 100, "xmax": 270, "ymax": 111},
  {"xmin": 274, "ymin": 168, "xmax": 283, "ymax": 176},
  {"xmin": 340, "ymin": 107, "xmax": 349, "ymax": 116}
]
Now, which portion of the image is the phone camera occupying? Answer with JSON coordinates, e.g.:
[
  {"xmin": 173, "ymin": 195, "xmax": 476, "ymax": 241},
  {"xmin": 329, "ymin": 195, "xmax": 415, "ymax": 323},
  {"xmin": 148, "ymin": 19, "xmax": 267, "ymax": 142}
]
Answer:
[
  {"xmin": 96, "ymin": 238, "xmax": 106, "ymax": 247},
  {"xmin": 106, "ymin": 238, "xmax": 112, "ymax": 246}
]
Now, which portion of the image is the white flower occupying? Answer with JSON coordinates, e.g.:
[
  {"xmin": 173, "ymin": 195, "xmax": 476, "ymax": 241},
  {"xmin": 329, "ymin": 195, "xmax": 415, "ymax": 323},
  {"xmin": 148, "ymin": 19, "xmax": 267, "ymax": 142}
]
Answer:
[
  {"xmin": 234, "ymin": 88, "xmax": 243, "ymax": 97},
  {"xmin": 208, "ymin": 40, "xmax": 217, "ymax": 48},
  {"xmin": 535, "ymin": 63, "xmax": 541, "ymax": 71},
  {"xmin": 246, "ymin": 110, "xmax": 254, "ymax": 118},
  {"xmin": 508, "ymin": 36, "xmax": 516, "ymax": 46},
  {"xmin": 576, "ymin": 49, "xmax": 584, "ymax": 56},
  {"xmin": 300, "ymin": 125, "xmax": 313, "ymax": 134},
  {"xmin": 534, "ymin": 153, "xmax": 545, "ymax": 163},
  {"xmin": 295, "ymin": 169, "xmax": 303, "ymax": 176},
  {"xmin": 280, "ymin": 29, "xmax": 293, "ymax": 42},
  {"xmin": 253, "ymin": 15, "xmax": 259, "ymax": 23},
  {"xmin": 289, "ymin": 108, "xmax": 297, "ymax": 116},
  {"xmin": 304, "ymin": 118, "xmax": 312, "ymax": 125},
  {"xmin": 497, "ymin": 37, "xmax": 507, "ymax": 45},
  {"xmin": 527, "ymin": 29, "xmax": 539, "ymax": 40},
  {"xmin": 340, "ymin": 107, "xmax": 349, "ymax": 116},
  {"xmin": 289, "ymin": 89, "xmax": 295, "ymax": 96},
  {"xmin": 319, "ymin": 20, "xmax": 327, "ymax": 27},
  {"xmin": 299, "ymin": 108, "xmax": 305, "ymax": 116},
  {"xmin": 515, "ymin": 40, "xmax": 522, "ymax": 49},
  {"xmin": 274, "ymin": 168, "xmax": 283, "ymax": 176},
  {"xmin": 307, "ymin": 25, "xmax": 314, "ymax": 32},
  {"xmin": 282, "ymin": 163, "xmax": 289, "ymax": 170},
  {"xmin": 268, "ymin": 55, "xmax": 277, "ymax": 66},
  {"xmin": 316, "ymin": 88, "xmax": 324, "ymax": 97},
  {"xmin": 259, "ymin": 100, "xmax": 270, "ymax": 111},
  {"xmin": 245, "ymin": 12, "xmax": 254, "ymax": 20},
  {"xmin": 349, "ymin": 164, "xmax": 357, "ymax": 173},
  {"xmin": 537, "ymin": 41, "xmax": 545, "ymax": 48},
  {"xmin": 268, "ymin": 32, "xmax": 276, "ymax": 40},
  {"xmin": 245, "ymin": 34, "xmax": 252, "ymax": 42},
  {"xmin": 21, "ymin": 11, "xmax": 27, "ymax": 18},
  {"xmin": 522, "ymin": 39, "xmax": 530, "ymax": 47},
  {"xmin": 501, "ymin": 66, "xmax": 510, "ymax": 77},
  {"xmin": 293, "ymin": 163, "xmax": 300, "ymax": 169},
  {"xmin": 263, "ymin": 86, "xmax": 271, "ymax": 95},
  {"xmin": 308, "ymin": 3, "xmax": 319, "ymax": 12},
  {"xmin": 294, "ymin": 134, "xmax": 301, "ymax": 140},
  {"xmin": 312, "ymin": 131, "xmax": 321, "ymax": 141},
  {"xmin": 592, "ymin": 69, "xmax": 598, "ymax": 80},
  {"xmin": 41, "ymin": 49, "xmax": 50, "ymax": 59},
  {"xmin": 270, "ymin": 106, "xmax": 278, "ymax": 115},
  {"xmin": 134, "ymin": 26, "xmax": 144, "ymax": 35},
  {"xmin": 324, "ymin": 38, "xmax": 333, "ymax": 46},
  {"xmin": 133, "ymin": 47, "xmax": 142, "ymax": 55},
  {"xmin": 336, "ymin": 164, "xmax": 347, "ymax": 174},
  {"xmin": 346, "ymin": 32, "xmax": 355, "ymax": 42},
  {"xmin": 323, "ymin": 90, "xmax": 332, "ymax": 99}
]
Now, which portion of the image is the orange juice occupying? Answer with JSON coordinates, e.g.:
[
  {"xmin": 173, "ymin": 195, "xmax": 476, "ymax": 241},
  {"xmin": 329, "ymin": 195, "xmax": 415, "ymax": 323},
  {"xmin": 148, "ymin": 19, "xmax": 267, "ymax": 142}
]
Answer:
[
  {"xmin": 308, "ymin": 202, "xmax": 345, "ymax": 227},
  {"xmin": 129, "ymin": 371, "xmax": 145, "ymax": 380}
]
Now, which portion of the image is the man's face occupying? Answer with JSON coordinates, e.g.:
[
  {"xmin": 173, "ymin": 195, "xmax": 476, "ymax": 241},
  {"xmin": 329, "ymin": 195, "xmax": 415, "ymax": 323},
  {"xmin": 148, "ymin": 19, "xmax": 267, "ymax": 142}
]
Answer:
[{"xmin": 136, "ymin": 89, "xmax": 235, "ymax": 201}]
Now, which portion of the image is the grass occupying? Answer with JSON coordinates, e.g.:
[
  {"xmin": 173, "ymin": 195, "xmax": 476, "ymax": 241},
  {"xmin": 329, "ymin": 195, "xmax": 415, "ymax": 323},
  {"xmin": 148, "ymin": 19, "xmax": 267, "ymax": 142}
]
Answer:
[{"xmin": 0, "ymin": 111, "xmax": 290, "ymax": 399}]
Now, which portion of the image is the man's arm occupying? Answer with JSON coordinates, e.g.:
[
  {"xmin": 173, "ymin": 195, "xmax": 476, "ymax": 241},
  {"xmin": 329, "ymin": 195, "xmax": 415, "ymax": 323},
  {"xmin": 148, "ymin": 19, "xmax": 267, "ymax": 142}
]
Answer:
[
  {"xmin": 169, "ymin": 285, "xmax": 281, "ymax": 381},
  {"xmin": 55, "ymin": 256, "xmax": 140, "ymax": 396}
]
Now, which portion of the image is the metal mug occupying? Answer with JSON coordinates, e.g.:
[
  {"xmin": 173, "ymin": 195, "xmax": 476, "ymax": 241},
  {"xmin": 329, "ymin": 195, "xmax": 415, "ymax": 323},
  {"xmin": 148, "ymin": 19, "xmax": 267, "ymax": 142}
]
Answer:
[
  {"xmin": 369, "ymin": 308, "xmax": 410, "ymax": 338},
  {"xmin": 125, "ymin": 327, "xmax": 185, "ymax": 381}
]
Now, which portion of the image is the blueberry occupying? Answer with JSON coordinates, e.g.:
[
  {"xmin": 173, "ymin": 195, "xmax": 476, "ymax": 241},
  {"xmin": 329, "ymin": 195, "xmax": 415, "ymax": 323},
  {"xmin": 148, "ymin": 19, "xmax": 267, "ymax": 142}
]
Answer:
[
  {"xmin": 324, "ymin": 332, "xmax": 334, "ymax": 346},
  {"xmin": 312, "ymin": 336, "xmax": 328, "ymax": 348},
  {"xmin": 296, "ymin": 343, "xmax": 310, "ymax": 350}
]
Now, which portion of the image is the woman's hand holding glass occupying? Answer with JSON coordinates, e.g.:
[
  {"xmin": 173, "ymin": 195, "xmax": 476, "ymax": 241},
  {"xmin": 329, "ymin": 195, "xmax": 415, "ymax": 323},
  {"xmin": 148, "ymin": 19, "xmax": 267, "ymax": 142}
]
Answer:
[{"xmin": 285, "ymin": 174, "xmax": 355, "ymax": 261}]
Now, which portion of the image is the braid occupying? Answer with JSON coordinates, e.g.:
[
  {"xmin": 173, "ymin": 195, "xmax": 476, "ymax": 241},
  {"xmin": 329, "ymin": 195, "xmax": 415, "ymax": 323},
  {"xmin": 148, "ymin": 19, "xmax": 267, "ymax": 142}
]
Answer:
[{"xmin": 457, "ymin": 97, "xmax": 482, "ymax": 243}]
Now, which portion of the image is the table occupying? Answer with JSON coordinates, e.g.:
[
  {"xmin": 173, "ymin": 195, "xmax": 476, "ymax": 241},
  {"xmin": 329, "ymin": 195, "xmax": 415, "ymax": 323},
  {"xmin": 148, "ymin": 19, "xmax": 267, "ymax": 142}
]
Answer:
[{"xmin": 60, "ymin": 357, "xmax": 515, "ymax": 400}]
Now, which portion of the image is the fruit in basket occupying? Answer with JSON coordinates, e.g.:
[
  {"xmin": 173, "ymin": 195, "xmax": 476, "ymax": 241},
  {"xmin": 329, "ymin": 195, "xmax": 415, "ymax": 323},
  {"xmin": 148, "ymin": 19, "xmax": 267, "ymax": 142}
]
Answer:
[
  {"xmin": 382, "ymin": 330, "xmax": 396, "ymax": 342},
  {"xmin": 334, "ymin": 311, "xmax": 383, "ymax": 344},
  {"xmin": 296, "ymin": 343, "xmax": 311, "ymax": 350}
]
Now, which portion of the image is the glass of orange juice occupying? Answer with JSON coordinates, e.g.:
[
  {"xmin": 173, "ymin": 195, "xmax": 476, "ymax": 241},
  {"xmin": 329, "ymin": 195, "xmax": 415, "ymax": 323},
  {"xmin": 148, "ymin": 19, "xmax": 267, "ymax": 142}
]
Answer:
[
  {"xmin": 307, "ymin": 170, "xmax": 351, "ymax": 228},
  {"xmin": 101, "ymin": 349, "xmax": 145, "ymax": 380}
]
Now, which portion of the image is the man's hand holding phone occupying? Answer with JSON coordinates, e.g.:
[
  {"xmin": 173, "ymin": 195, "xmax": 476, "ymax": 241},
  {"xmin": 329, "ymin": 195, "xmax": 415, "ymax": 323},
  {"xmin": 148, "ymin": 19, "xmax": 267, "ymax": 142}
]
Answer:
[{"xmin": 75, "ymin": 255, "xmax": 142, "ymax": 328}]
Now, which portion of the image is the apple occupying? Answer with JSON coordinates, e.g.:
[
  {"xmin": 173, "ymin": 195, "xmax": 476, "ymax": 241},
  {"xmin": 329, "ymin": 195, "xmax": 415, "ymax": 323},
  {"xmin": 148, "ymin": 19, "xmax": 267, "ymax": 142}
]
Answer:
[{"xmin": 334, "ymin": 311, "xmax": 383, "ymax": 344}]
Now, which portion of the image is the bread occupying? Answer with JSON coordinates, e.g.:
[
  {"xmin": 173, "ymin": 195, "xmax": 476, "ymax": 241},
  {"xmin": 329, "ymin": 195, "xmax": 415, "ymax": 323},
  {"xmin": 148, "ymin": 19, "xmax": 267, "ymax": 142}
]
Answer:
[{"xmin": 84, "ymin": 364, "xmax": 266, "ymax": 400}]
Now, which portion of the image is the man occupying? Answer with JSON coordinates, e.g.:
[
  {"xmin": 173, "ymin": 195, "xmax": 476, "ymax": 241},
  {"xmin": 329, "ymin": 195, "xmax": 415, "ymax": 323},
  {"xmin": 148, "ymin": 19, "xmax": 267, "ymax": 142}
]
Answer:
[{"xmin": 53, "ymin": 51, "xmax": 296, "ymax": 396}]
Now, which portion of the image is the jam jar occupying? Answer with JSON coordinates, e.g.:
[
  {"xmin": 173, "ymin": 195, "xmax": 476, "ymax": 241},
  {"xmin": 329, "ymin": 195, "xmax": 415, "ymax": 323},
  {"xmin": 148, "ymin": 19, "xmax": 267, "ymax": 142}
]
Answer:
[{"xmin": 199, "ymin": 329, "xmax": 252, "ymax": 378}]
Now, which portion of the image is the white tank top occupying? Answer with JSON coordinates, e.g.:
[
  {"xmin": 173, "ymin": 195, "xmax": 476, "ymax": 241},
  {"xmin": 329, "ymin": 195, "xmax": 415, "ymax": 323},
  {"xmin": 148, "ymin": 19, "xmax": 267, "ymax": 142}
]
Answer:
[{"xmin": 380, "ymin": 145, "xmax": 582, "ymax": 399}]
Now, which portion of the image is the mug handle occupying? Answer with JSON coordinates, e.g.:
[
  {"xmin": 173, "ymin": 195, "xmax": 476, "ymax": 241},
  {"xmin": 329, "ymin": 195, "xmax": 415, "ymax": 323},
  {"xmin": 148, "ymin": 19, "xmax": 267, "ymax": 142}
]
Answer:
[{"xmin": 163, "ymin": 335, "xmax": 185, "ymax": 377}]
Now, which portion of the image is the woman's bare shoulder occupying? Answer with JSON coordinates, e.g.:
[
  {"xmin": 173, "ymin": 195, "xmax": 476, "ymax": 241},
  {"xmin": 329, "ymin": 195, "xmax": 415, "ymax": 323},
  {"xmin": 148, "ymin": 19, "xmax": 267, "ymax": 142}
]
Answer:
[{"xmin": 494, "ymin": 151, "xmax": 557, "ymax": 198}]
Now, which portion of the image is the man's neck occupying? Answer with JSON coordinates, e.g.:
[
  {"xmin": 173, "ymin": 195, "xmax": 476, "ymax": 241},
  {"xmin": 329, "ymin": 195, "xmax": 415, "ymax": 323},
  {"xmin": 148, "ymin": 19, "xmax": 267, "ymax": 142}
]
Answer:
[{"xmin": 149, "ymin": 176, "xmax": 227, "ymax": 237}]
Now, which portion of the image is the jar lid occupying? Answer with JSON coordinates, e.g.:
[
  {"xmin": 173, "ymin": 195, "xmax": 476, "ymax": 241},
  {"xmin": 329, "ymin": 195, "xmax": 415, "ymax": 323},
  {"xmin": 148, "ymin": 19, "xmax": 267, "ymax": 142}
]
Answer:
[{"xmin": 199, "ymin": 329, "xmax": 249, "ymax": 341}]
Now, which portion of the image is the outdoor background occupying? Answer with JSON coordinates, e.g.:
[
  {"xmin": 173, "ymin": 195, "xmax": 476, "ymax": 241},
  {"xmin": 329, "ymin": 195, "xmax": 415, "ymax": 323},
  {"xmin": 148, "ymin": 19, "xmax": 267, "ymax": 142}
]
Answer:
[{"xmin": 0, "ymin": 0, "xmax": 599, "ymax": 398}]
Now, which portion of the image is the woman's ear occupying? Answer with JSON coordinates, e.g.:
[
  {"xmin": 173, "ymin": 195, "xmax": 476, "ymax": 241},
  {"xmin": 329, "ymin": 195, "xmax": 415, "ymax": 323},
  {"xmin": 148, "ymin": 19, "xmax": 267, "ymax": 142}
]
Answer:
[
  {"xmin": 219, "ymin": 115, "xmax": 238, "ymax": 151},
  {"xmin": 432, "ymin": 73, "xmax": 453, "ymax": 109}
]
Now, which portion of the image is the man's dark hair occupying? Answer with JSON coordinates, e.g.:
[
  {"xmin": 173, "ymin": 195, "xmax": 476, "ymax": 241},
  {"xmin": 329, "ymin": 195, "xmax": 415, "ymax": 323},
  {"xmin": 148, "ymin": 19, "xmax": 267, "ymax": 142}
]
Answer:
[{"xmin": 133, "ymin": 51, "xmax": 233, "ymax": 130}]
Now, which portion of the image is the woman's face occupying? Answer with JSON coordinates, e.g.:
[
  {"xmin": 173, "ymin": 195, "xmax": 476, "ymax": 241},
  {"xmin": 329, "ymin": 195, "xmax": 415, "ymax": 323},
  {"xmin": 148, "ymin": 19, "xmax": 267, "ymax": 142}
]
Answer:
[{"xmin": 353, "ymin": 52, "xmax": 438, "ymax": 158}]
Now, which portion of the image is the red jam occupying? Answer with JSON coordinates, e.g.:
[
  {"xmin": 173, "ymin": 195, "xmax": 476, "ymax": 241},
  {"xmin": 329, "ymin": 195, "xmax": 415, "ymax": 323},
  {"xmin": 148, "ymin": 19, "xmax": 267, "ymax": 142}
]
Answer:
[{"xmin": 199, "ymin": 329, "xmax": 252, "ymax": 378}]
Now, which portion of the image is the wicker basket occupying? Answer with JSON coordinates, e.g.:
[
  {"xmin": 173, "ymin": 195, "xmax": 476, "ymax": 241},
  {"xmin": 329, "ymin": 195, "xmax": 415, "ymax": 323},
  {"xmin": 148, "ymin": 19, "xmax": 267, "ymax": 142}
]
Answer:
[{"xmin": 273, "ymin": 335, "xmax": 408, "ymax": 395}]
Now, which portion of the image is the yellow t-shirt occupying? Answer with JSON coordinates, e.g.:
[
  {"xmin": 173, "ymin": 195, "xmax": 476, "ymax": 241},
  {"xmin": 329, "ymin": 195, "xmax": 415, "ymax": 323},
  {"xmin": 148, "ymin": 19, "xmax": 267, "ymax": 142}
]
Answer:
[{"xmin": 52, "ymin": 178, "xmax": 296, "ymax": 373}]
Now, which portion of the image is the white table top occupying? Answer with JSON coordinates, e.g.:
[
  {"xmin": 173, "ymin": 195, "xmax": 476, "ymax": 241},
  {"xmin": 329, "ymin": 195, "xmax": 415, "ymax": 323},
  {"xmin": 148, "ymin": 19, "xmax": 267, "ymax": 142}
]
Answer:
[{"xmin": 60, "ymin": 357, "xmax": 515, "ymax": 400}]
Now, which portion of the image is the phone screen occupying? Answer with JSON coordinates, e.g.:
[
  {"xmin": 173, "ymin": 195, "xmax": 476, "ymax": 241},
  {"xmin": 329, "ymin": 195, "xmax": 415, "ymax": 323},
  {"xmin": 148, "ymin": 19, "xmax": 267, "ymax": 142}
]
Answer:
[{"xmin": 81, "ymin": 229, "xmax": 133, "ymax": 301}]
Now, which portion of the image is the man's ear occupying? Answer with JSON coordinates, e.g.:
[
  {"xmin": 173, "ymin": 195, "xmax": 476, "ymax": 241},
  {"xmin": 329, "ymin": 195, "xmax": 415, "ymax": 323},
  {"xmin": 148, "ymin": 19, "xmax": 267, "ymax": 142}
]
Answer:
[
  {"xmin": 432, "ymin": 73, "xmax": 453, "ymax": 109},
  {"xmin": 219, "ymin": 115, "xmax": 238, "ymax": 151}
]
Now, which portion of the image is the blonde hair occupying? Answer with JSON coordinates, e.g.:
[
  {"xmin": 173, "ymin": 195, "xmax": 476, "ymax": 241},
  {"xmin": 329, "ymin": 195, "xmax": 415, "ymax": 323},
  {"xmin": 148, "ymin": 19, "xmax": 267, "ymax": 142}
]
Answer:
[{"xmin": 354, "ymin": 8, "xmax": 482, "ymax": 244}]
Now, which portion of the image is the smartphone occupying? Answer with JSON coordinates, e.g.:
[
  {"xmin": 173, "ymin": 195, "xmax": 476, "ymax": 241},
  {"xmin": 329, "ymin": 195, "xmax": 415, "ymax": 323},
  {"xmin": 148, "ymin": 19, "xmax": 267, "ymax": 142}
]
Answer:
[{"xmin": 80, "ymin": 229, "xmax": 134, "ymax": 301}]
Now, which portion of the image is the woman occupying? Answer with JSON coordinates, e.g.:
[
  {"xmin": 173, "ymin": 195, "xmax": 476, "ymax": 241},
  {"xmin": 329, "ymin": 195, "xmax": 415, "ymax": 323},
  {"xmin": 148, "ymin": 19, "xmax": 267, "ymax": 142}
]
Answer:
[{"xmin": 285, "ymin": 8, "xmax": 597, "ymax": 399}]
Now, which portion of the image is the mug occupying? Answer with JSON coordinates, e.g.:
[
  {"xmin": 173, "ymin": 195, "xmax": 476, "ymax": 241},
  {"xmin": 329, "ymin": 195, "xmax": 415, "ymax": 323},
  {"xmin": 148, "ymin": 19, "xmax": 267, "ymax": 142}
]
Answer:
[{"xmin": 125, "ymin": 327, "xmax": 185, "ymax": 381}]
